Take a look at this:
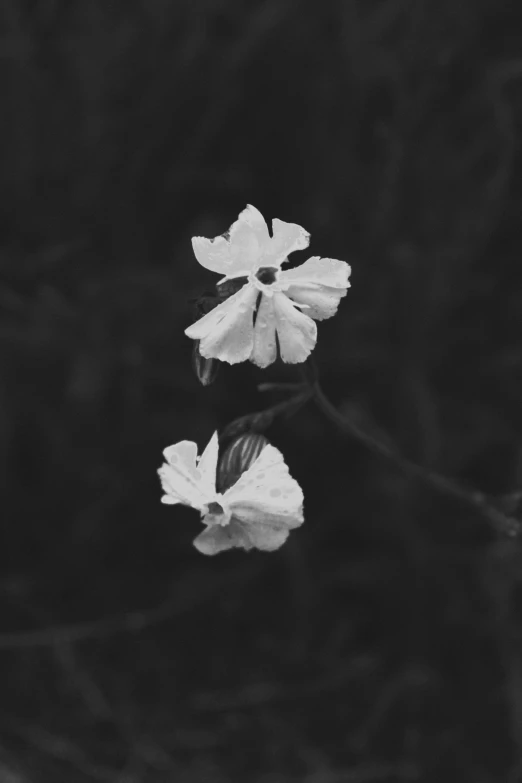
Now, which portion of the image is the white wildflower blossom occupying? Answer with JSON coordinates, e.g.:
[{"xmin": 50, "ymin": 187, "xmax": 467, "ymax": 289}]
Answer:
[
  {"xmin": 185, "ymin": 205, "xmax": 351, "ymax": 367},
  {"xmin": 158, "ymin": 431, "xmax": 304, "ymax": 555}
]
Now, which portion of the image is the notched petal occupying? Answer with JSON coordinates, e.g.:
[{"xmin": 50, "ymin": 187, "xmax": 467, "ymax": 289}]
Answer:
[
  {"xmin": 279, "ymin": 256, "xmax": 351, "ymax": 321},
  {"xmin": 185, "ymin": 283, "xmax": 258, "ymax": 364},
  {"xmin": 158, "ymin": 462, "xmax": 208, "ymax": 511},
  {"xmin": 158, "ymin": 436, "xmax": 219, "ymax": 511},
  {"xmin": 163, "ymin": 441, "xmax": 199, "ymax": 475},
  {"xmin": 224, "ymin": 443, "xmax": 305, "ymax": 533},
  {"xmin": 267, "ymin": 218, "xmax": 310, "ymax": 264},
  {"xmin": 238, "ymin": 522, "xmax": 291, "ymax": 551},
  {"xmin": 285, "ymin": 284, "xmax": 347, "ymax": 321},
  {"xmin": 191, "ymin": 205, "xmax": 270, "ymax": 278},
  {"xmin": 193, "ymin": 518, "xmax": 253, "ymax": 555},
  {"xmin": 279, "ymin": 256, "xmax": 351, "ymax": 289},
  {"xmin": 251, "ymin": 294, "xmax": 278, "ymax": 368},
  {"xmin": 272, "ymin": 292, "xmax": 317, "ymax": 364}
]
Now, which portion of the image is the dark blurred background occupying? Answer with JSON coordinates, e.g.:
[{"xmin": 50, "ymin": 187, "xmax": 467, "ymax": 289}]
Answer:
[{"xmin": 2, "ymin": 1, "xmax": 522, "ymax": 780}]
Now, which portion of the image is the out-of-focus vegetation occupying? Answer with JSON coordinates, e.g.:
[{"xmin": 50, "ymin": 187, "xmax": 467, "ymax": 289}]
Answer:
[{"xmin": 2, "ymin": 0, "xmax": 522, "ymax": 780}]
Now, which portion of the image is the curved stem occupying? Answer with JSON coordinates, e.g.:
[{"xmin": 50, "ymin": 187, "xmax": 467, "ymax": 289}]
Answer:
[
  {"xmin": 302, "ymin": 359, "xmax": 520, "ymax": 537},
  {"xmin": 219, "ymin": 387, "xmax": 313, "ymax": 445}
]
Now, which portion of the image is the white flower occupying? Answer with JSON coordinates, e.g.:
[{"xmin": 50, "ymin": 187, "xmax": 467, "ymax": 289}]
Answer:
[
  {"xmin": 158, "ymin": 431, "xmax": 304, "ymax": 555},
  {"xmin": 185, "ymin": 205, "xmax": 351, "ymax": 367}
]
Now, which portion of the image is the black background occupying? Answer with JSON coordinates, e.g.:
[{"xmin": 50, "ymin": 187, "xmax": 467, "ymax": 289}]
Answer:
[{"xmin": 2, "ymin": 1, "xmax": 522, "ymax": 781}]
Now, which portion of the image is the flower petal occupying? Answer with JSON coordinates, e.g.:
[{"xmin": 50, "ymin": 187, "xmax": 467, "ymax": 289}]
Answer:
[
  {"xmin": 273, "ymin": 292, "xmax": 317, "ymax": 364},
  {"xmin": 224, "ymin": 444, "xmax": 304, "ymax": 534},
  {"xmin": 284, "ymin": 285, "xmax": 345, "ymax": 321},
  {"xmin": 192, "ymin": 205, "xmax": 270, "ymax": 277},
  {"xmin": 279, "ymin": 257, "xmax": 350, "ymax": 320},
  {"xmin": 193, "ymin": 518, "xmax": 253, "ymax": 555},
  {"xmin": 185, "ymin": 283, "xmax": 258, "ymax": 364},
  {"xmin": 279, "ymin": 256, "xmax": 351, "ymax": 289},
  {"xmin": 235, "ymin": 519, "xmax": 292, "ymax": 551},
  {"xmin": 158, "ymin": 440, "xmax": 211, "ymax": 511},
  {"xmin": 197, "ymin": 431, "xmax": 220, "ymax": 498},
  {"xmin": 163, "ymin": 440, "xmax": 199, "ymax": 471},
  {"xmin": 251, "ymin": 294, "xmax": 278, "ymax": 368},
  {"xmin": 267, "ymin": 218, "xmax": 310, "ymax": 265}
]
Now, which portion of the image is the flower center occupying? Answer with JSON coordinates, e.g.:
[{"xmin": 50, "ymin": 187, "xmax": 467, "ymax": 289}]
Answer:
[
  {"xmin": 255, "ymin": 266, "xmax": 278, "ymax": 285},
  {"xmin": 204, "ymin": 499, "xmax": 231, "ymax": 527}
]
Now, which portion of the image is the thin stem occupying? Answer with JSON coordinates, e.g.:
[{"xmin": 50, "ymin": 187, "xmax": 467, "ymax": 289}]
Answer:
[
  {"xmin": 0, "ymin": 561, "xmax": 264, "ymax": 650},
  {"xmin": 302, "ymin": 359, "xmax": 520, "ymax": 537},
  {"xmin": 219, "ymin": 388, "xmax": 314, "ymax": 445}
]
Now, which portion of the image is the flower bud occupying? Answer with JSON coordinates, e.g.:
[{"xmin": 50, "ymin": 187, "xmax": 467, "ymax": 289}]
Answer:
[
  {"xmin": 217, "ymin": 432, "xmax": 269, "ymax": 493},
  {"xmin": 192, "ymin": 341, "xmax": 219, "ymax": 386}
]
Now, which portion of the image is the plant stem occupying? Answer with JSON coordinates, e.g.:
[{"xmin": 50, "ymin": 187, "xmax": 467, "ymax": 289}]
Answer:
[
  {"xmin": 302, "ymin": 359, "xmax": 520, "ymax": 537},
  {"xmin": 219, "ymin": 388, "xmax": 313, "ymax": 445}
]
